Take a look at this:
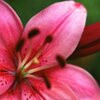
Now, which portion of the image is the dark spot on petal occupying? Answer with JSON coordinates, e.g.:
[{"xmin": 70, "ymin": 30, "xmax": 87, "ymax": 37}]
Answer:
[
  {"xmin": 16, "ymin": 38, "xmax": 25, "ymax": 52},
  {"xmin": 0, "ymin": 79, "xmax": 8, "ymax": 86},
  {"xmin": 1, "ymin": 83, "xmax": 4, "ymax": 86},
  {"xmin": 5, "ymin": 81, "xmax": 7, "ymax": 84},
  {"xmin": 0, "ymin": 80, "xmax": 2, "ymax": 82},
  {"xmin": 24, "ymin": 48, "xmax": 27, "ymax": 51},
  {"xmin": 44, "ymin": 59, "xmax": 47, "ymax": 62},
  {"xmin": 24, "ymin": 93, "xmax": 27, "ymax": 96},
  {"xmin": 42, "ymin": 59, "xmax": 48, "ymax": 63},
  {"xmin": 56, "ymin": 55, "xmax": 66, "ymax": 68},
  {"xmin": 44, "ymin": 35, "xmax": 53, "ymax": 43},
  {"xmin": 28, "ymin": 28, "xmax": 40, "ymax": 39}
]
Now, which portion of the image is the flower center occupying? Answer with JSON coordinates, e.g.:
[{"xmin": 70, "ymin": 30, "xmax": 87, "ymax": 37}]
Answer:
[
  {"xmin": 15, "ymin": 29, "xmax": 55, "ymax": 88},
  {"xmin": 15, "ymin": 28, "xmax": 66, "ymax": 89}
]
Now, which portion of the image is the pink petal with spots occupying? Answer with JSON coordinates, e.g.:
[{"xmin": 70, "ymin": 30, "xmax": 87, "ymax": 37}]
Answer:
[
  {"xmin": 0, "ymin": 49, "xmax": 16, "ymax": 72},
  {"xmin": 46, "ymin": 64, "xmax": 100, "ymax": 99},
  {"xmin": 21, "ymin": 82, "xmax": 44, "ymax": 100},
  {"xmin": 21, "ymin": 78, "xmax": 77, "ymax": 100},
  {"xmin": 0, "ymin": 1, "xmax": 23, "ymax": 52},
  {"xmin": 21, "ymin": 1, "xmax": 87, "ymax": 64},
  {"xmin": 0, "ymin": 72, "xmax": 15, "ymax": 95},
  {"xmin": 0, "ymin": 85, "xmax": 21, "ymax": 100}
]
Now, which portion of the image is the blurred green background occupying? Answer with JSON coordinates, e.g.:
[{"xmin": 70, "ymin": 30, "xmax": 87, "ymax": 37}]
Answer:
[{"xmin": 6, "ymin": 0, "xmax": 100, "ymax": 84}]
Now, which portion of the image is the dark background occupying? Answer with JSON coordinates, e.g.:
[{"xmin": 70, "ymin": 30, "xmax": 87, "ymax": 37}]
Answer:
[{"xmin": 6, "ymin": 0, "xmax": 100, "ymax": 84}]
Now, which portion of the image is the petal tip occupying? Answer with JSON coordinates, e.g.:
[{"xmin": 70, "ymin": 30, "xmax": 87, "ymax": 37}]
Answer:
[{"xmin": 74, "ymin": 2, "xmax": 87, "ymax": 13}]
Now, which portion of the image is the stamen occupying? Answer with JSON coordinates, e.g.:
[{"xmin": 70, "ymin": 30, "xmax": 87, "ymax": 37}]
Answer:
[
  {"xmin": 26, "ymin": 63, "xmax": 57, "ymax": 74},
  {"xmin": 17, "ymin": 53, "xmax": 22, "ymax": 71},
  {"xmin": 26, "ymin": 80, "xmax": 46, "ymax": 100},
  {"xmin": 20, "ymin": 43, "xmax": 33, "ymax": 70},
  {"xmin": 19, "ymin": 28, "xmax": 40, "ymax": 70},
  {"xmin": 16, "ymin": 38, "xmax": 25, "ymax": 52},
  {"xmin": 56, "ymin": 55, "xmax": 66, "ymax": 68},
  {"xmin": 44, "ymin": 35, "xmax": 53, "ymax": 43},
  {"xmin": 28, "ymin": 28, "xmax": 40, "ymax": 39},
  {"xmin": 42, "ymin": 73, "xmax": 51, "ymax": 89},
  {"xmin": 24, "ymin": 74, "xmax": 42, "ymax": 81},
  {"xmin": 20, "ymin": 35, "xmax": 53, "ymax": 71},
  {"xmin": 22, "ymin": 49, "xmax": 41, "ymax": 70}
]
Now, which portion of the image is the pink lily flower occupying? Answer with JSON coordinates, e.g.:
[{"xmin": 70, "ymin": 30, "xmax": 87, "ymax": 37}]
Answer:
[
  {"xmin": 0, "ymin": 1, "xmax": 100, "ymax": 100},
  {"xmin": 71, "ymin": 22, "xmax": 100, "ymax": 58}
]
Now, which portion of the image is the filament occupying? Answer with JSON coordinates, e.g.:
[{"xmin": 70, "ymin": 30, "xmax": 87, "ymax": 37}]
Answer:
[{"xmin": 26, "ymin": 63, "xmax": 57, "ymax": 75}]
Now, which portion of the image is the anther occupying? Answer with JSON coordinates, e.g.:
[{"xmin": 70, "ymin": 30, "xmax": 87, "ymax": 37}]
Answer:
[
  {"xmin": 56, "ymin": 55, "xmax": 66, "ymax": 68},
  {"xmin": 16, "ymin": 38, "xmax": 25, "ymax": 52},
  {"xmin": 44, "ymin": 35, "xmax": 53, "ymax": 43},
  {"xmin": 42, "ymin": 73, "xmax": 51, "ymax": 89},
  {"xmin": 28, "ymin": 28, "xmax": 40, "ymax": 39}
]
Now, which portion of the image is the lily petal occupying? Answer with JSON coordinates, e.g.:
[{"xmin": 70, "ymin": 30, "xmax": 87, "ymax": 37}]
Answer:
[
  {"xmin": 21, "ymin": 1, "xmax": 86, "ymax": 64},
  {"xmin": 39, "ymin": 83, "xmax": 78, "ymax": 100},
  {"xmin": 0, "ymin": 85, "xmax": 21, "ymax": 100},
  {"xmin": 37, "ymin": 81, "xmax": 77, "ymax": 100},
  {"xmin": 21, "ymin": 78, "xmax": 77, "ymax": 100},
  {"xmin": 46, "ymin": 64, "xmax": 100, "ymax": 99},
  {"xmin": 0, "ymin": 1, "xmax": 23, "ymax": 52},
  {"xmin": 0, "ymin": 49, "xmax": 16, "ymax": 72},
  {"xmin": 70, "ymin": 22, "xmax": 100, "ymax": 58},
  {"xmin": 0, "ymin": 72, "xmax": 15, "ymax": 95},
  {"xmin": 21, "ymin": 82, "xmax": 44, "ymax": 100}
]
